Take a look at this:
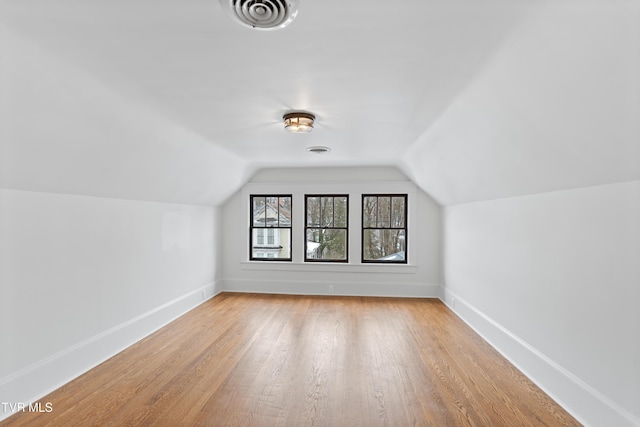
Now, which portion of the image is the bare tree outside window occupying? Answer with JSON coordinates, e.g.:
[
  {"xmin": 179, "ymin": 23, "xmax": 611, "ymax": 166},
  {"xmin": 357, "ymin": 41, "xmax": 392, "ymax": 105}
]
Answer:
[
  {"xmin": 362, "ymin": 194, "xmax": 407, "ymax": 263},
  {"xmin": 305, "ymin": 195, "xmax": 348, "ymax": 262}
]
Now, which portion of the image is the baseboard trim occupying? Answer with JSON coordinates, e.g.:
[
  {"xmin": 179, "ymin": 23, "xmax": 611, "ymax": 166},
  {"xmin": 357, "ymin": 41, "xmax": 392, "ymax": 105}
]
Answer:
[
  {"xmin": 220, "ymin": 278, "xmax": 441, "ymax": 298},
  {"xmin": 439, "ymin": 286, "xmax": 640, "ymax": 427},
  {"xmin": 0, "ymin": 282, "xmax": 218, "ymax": 422},
  {"xmin": 6, "ymin": 283, "xmax": 633, "ymax": 426}
]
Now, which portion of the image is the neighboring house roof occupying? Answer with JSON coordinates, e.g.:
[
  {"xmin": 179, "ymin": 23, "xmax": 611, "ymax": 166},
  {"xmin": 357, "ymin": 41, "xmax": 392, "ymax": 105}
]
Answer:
[{"xmin": 253, "ymin": 200, "xmax": 291, "ymax": 227}]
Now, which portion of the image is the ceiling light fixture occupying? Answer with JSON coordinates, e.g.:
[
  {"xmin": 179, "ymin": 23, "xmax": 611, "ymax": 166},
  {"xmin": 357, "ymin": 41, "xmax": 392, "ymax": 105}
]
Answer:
[{"xmin": 283, "ymin": 112, "xmax": 315, "ymax": 133}]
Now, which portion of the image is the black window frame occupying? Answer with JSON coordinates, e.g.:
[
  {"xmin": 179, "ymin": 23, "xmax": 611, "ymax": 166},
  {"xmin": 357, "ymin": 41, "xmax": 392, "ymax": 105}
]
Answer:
[
  {"xmin": 304, "ymin": 194, "xmax": 349, "ymax": 263},
  {"xmin": 361, "ymin": 194, "xmax": 408, "ymax": 264},
  {"xmin": 249, "ymin": 194, "xmax": 292, "ymax": 261}
]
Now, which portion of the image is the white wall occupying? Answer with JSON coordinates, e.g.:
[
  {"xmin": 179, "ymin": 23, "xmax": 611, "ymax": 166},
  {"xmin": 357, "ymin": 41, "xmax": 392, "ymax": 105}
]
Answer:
[
  {"xmin": 0, "ymin": 189, "xmax": 219, "ymax": 421},
  {"xmin": 220, "ymin": 167, "xmax": 442, "ymax": 297},
  {"xmin": 442, "ymin": 181, "xmax": 640, "ymax": 427},
  {"xmin": 0, "ymin": 27, "xmax": 248, "ymax": 207},
  {"xmin": 404, "ymin": 2, "xmax": 640, "ymax": 206}
]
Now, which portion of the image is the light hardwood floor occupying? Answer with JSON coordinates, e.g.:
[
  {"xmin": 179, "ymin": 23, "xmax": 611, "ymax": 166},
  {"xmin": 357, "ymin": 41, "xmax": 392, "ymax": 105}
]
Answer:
[{"xmin": 2, "ymin": 293, "xmax": 581, "ymax": 426}]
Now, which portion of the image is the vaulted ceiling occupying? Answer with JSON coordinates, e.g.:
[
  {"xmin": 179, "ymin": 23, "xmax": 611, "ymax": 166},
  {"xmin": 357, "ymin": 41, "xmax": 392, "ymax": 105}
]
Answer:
[{"xmin": 1, "ymin": 0, "xmax": 638, "ymax": 206}]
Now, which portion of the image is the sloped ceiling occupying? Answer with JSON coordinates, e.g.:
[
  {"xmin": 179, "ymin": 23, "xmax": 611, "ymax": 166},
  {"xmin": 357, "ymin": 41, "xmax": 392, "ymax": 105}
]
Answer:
[
  {"xmin": 1, "ymin": 0, "xmax": 638, "ymax": 206},
  {"xmin": 403, "ymin": 1, "xmax": 640, "ymax": 205}
]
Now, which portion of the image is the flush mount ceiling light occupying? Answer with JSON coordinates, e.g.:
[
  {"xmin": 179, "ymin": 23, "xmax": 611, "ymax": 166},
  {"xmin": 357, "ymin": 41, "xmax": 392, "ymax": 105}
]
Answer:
[
  {"xmin": 283, "ymin": 112, "xmax": 315, "ymax": 133},
  {"xmin": 220, "ymin": 0, "xmax": 299, "ymax": 30}
]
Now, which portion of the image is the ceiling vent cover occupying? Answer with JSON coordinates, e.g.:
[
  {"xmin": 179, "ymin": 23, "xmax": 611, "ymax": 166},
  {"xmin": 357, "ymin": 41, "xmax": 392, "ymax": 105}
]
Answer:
[
  {"xmin": 306, "ymin": 146, "xmax": 331, "ymax": 154},
  {"xmin": 220, "ymin": 0, "xmax": 299, "ymax": 30}
]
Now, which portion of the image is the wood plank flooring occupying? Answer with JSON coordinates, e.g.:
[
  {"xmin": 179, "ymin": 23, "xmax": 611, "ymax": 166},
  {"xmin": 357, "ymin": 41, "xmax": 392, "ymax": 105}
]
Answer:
[{"xmin": 2, "ymin": 293, "xmax": 581, "ymax": 426}]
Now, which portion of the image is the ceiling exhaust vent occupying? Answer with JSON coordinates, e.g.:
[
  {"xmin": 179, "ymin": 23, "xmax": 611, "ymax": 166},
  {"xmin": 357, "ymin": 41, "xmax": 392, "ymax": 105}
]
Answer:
[
  {"xmin": 306, "ymin": 146, "xmax": 331, "ymax": 154},
  {"xmin": 220, "ymin": 0, "xmax": 299, "ymax": 30}
]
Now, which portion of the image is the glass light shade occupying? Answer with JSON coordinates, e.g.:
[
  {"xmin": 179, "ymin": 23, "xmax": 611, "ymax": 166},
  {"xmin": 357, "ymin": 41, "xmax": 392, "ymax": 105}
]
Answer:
[{"xmin": 283, "ymin": 112, "xmax": 315, "ymax": 133}]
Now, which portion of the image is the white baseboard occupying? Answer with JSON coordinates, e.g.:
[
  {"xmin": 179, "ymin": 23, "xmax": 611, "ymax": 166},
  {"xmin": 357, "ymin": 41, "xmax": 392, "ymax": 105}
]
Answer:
[
  {"xmin": 7, "ymin": 282, "xmax": 633, "ymax": 426},
  {"xmin": 0, "ymin": 282, "xmax": 218, "ymax": 422},
  {"xmin": 220, "ymin": 278, "xmax": 441, "ymax": 298},
  {"xmin": 439, "ymin": 286, "xmax": 640, "ymax": 427}
]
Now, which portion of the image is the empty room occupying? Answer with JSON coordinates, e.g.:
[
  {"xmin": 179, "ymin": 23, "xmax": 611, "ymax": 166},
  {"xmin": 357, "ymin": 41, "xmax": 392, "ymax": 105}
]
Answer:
[{"xmin": 1, "ymin": 0, "xmax": 638, "ymax": 426}]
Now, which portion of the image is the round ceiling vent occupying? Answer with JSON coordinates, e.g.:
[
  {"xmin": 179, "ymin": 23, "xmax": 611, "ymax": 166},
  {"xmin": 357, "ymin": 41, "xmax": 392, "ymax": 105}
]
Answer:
[
  {"xmin": 306, "ymin": 146, "xmax": 331, "ymax": 154},
  {"xmin": 220, "ymin": 0, "xmax": 299, "ymax": 30}
]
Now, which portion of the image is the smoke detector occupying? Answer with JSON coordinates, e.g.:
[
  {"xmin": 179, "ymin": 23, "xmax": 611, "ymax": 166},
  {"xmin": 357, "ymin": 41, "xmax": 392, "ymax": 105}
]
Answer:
[{"xmin": 220, "ymin": 0, "xmax": 299, "ymax": 30}]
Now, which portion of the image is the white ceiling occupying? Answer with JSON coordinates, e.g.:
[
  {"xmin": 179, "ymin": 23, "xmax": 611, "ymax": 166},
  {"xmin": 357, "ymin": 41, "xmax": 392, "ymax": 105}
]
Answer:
[{"xmin": 1, "ymin": 0, "xmax": 638, "ymax": 205}]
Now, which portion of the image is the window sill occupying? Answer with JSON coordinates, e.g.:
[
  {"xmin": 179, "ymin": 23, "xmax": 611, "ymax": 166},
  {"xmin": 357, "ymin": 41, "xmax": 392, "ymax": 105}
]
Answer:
[{"xmin": 240, "ymin": 261, "xmax": 417, "ymax": 274}]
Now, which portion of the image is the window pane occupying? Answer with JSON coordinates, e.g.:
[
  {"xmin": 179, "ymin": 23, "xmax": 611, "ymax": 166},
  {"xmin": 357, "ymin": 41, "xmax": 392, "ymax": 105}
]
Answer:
[
  {"xmin": 321, "ymin": 197, "xmax": 334, "ymax": 227},
  {"xmin": 391, "ymin": 197, "xmax": 405, "ymax": 228},
  {"xmin": 334, "ymin": 196, "xmax": 348, "ymax": 228},
  {"xmin": 250, "ymin": 194, "xmax": 292, "ymax": 261},
  {"xmin": 377, "ymin": 197, "xmax": 391, "ymax": 228},
  {"xmin": 265, "ymin": 197, "xmax": 280, "ymax": 227},
  {"xmin": 363, "ymin": 196, "xmax": 377, "ymax": 227},
  {"xmin": 363, "ymin": 229, "xmax": 406, "ymax": 261},
  {"xmin": 252, "ymin": 228, "xmax": 290, "ymax": 259},
  {"xmin": 278, "ymin": 197, "xmax": 292, "ymax": 227},
  {"xmin": 306, "ymin": 228, "xmax": 347, "ymax": 261},
  {"xmin": 252, "ymin": 197, "xmax": 266, "ymax": 227},
  {"xmin": 252, "ymin": 228, "xmax": 279, "ymax": 247},
  {"xmin": 307, "ymin": 197, "xmax": 320, "ymax": 226},
  {"xmin": 305, "ymin": 195, "xmax": 349, "ymax": 262}
]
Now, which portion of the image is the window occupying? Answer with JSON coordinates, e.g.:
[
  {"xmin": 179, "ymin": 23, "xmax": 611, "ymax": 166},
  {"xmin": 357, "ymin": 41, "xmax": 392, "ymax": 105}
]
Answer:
[
  {"xmin": 305, "ymin": 195, "xmax": 348, "ymax": 262},
  {"xmin": 362, "ymin": 194, "xmax": 407, "ymax": 263},
  {"xmin": 250, "ymin": 195, "xmax": 292, "ymax": 261}
]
